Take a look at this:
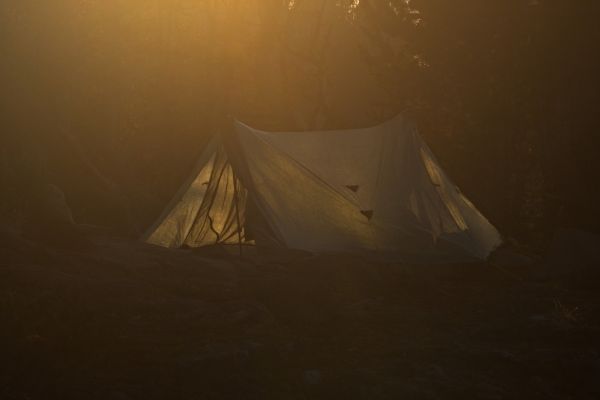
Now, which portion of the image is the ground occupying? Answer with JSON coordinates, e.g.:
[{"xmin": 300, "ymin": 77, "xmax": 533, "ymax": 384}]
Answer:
[{"xmin": 1, "ymin": 234, "xmax": 599, "ymax": 399}]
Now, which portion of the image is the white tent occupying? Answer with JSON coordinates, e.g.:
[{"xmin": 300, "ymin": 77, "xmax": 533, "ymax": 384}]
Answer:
[{"xmin": 144, "ymin": 115, "xmax": 501, "ymax": 262}]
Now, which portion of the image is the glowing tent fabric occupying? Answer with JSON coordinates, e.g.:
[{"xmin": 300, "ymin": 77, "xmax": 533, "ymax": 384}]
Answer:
[{"xmin": 144, "ymin": 116, "xmax": 501, "ymax": 262}]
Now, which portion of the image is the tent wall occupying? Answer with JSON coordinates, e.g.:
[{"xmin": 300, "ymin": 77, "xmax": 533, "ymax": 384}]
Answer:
[
  {"xmin": 231, "ymin": 116, "xmax": 501, "ymax": 261},
  {"xmin": 144, "ymin": 142, "xmax": 247, "ymax": 248}
]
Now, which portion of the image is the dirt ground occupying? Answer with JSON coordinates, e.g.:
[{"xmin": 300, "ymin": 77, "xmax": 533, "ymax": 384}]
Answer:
[{"xmin": 1, "ymin": 234, "xmax": 599, "ymax": 400}]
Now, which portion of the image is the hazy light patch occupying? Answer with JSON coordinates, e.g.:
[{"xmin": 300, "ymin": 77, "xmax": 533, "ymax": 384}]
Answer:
[
  {"xmin": 344, "ymin": 0, "xmax": 360, "ymax": 19},
  {"xmin": 413, "ymin": 54, "xmax": 429, "ymax": 68},
  {"xmin": 389, "ymin": 0, "xmax": 421, "ymax": 25},
  {"xmin": 288, "ymin": 0, "xmax": 296, "ymax": 10}
]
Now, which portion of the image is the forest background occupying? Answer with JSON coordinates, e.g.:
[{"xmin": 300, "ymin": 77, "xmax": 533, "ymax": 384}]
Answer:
[{"xmin": 2, "ymin": 0, "xmax": 598, "ymax": 251}]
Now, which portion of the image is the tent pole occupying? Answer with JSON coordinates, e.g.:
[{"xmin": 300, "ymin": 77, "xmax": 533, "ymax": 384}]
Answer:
[{"xmin": 232, "ymin": 173, "xmax": 243, "ymax": 257}]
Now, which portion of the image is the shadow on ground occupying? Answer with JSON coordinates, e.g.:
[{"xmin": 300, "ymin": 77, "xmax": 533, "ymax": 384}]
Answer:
[{"xmin": 1, "ymin": 233, "xmax": 599, "ymax": 399}]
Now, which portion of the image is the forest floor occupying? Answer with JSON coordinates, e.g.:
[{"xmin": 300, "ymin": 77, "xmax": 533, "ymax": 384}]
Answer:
[{"xmin": 1, "ymin": 233, "xmax": 599, "ymax": 400}]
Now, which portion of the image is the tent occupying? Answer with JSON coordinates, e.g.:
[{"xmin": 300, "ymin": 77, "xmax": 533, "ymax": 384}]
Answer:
[{"xmin": 143, "ymin": 115, "xmax": 501, "ymax": 262}]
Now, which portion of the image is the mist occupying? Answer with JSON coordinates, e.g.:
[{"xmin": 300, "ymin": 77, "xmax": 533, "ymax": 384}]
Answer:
[{"xmin": 2, "ymin": 1, "xmax": 600, "ymax": 399}]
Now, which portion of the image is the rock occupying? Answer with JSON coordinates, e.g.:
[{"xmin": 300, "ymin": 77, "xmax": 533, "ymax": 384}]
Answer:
[
  {"xmin": 40, "ymin": 184, "xmax": 76, "ymax": 225},
  {"xmin": 489, "ymin": 247, "xmax": 533, "ymax": 268},
  {"xmin": 530, "ymin": 314, "xmax": 547, "ymax": 322},
  {"xmin": 22, "ymin": 183, "xmax": 93, "ymax": 248},
  {"xmin": 106, "ymin": 391, "xmax": 132, "ymax": 400},
  {"xmin": 304, "ymin": 369, "xmax": 322, "ymax": 385},
  {"xmin": 344, "ymin": 297, "xmax": 384, "ymax": 318}
]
